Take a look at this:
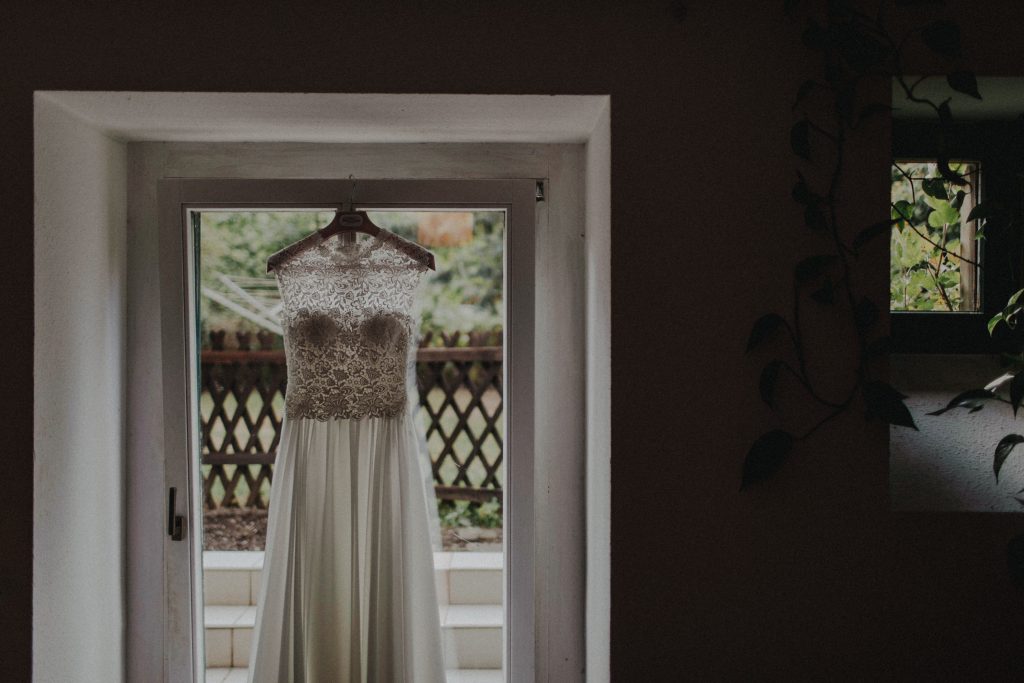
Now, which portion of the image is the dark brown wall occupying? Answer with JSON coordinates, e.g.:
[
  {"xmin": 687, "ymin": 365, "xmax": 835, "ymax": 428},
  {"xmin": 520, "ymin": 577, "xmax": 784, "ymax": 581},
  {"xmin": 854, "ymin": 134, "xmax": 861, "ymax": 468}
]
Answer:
[{"xmin": 6, "ymin": 1, "xmax": 1024, "ymax": 680}]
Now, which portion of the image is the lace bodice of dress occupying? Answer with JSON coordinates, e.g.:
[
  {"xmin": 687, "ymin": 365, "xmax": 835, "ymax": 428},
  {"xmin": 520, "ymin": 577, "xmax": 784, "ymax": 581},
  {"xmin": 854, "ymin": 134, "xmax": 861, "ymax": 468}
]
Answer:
[{"xmin": 273, "ymin": 229, "xmax": 430, "ymax": 420}]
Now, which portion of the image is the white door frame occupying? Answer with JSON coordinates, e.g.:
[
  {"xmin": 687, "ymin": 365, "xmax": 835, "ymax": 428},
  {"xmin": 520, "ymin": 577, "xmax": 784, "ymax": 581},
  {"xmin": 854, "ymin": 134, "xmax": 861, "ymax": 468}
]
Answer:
[{"xmin": 158, "ymin": 177, "xmax": 537, "ymax": 681}]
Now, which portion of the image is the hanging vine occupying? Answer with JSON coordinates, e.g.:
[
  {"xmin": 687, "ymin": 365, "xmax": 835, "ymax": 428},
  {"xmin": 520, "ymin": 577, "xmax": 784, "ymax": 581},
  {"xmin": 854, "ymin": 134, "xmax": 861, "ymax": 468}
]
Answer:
[{"xmin": 742, "ymin": 0, "xmax": 989, "ymax": 488}]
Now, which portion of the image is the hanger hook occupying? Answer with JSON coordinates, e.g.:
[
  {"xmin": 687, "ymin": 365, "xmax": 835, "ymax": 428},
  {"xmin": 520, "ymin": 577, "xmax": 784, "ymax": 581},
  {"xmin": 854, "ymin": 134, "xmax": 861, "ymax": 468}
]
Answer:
[{"xmin": 344, "ymin": 174, "xmax": 358, "ymax": 212}]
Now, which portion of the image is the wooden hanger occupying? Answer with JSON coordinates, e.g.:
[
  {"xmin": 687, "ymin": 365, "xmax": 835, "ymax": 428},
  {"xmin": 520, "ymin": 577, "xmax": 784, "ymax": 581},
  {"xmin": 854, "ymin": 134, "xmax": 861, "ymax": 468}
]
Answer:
[
  {"xmin": 267, "ymin": 207, "xmax": 436, "ymax": 273},
  {"xmin": 318, "ymin": 209, "xmax": 380, "ymax": 240},
  {"xmin": 269, "ymin": 176, "xmax": 435, "ymax": 273}
]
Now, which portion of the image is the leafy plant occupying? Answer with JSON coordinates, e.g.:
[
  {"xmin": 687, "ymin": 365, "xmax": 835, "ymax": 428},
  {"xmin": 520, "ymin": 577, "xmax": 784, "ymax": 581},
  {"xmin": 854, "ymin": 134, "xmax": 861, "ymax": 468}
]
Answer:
[
  {"xmin": 198, "ymin": 210, "xmax": 506, "ymax": 346},
  {"xmin": 438, "ymin": 497, "xmax": 502, "ymax": 529},
  {"xmin": 743, "ymin": 0, "xmax": 984, "ymax": 489},
  {"xmin": 890, "ymin": 161, "xmax": 978, "ymax": 312},
  {"xmin": 928, "ymin": 292, "xmax": 1024, "ymax": 501}
]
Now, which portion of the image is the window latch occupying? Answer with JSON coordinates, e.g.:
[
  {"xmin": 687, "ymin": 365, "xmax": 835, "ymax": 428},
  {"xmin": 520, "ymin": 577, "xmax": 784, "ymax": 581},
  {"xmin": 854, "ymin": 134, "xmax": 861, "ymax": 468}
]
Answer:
[{"xmin": 167, "ymin": 487, "xmax": 185, "ymax": 541}]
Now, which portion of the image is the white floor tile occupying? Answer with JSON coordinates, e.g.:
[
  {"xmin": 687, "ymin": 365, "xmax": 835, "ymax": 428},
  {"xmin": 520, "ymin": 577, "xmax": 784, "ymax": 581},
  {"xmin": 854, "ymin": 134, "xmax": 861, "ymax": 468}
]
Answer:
[
  {"xmin": 232, "ymin": 628, "xmax": 251, "ymax": 668},
  {"xmin": 205, "ymin": 605, "xmax": 248, "ymax": 628},
  {"xmin": 204, "ymin": 667, "xmax": 230, "ymax": 683},
  {"xmin": 204, "ymin": 570, "xmax": 251, "ymax": 606},
  {"xmin": 204, "ymin": 628, "xmax": 232, "ymax": 668},
  {"xmin": 222, "ymin": 668, "xmax": 249, "ymax": 683},
  {"xmin": 444, "ymin": 626, "xmax": 503, "ymax": 669},
  {"xmin": 249, "ymin": 570, "xmax": 261, "ymax": 605},
  {"xmin": 202, "ymin": 549, "xmax": 497, "ymax": 572},
  {"xmin": 449, "ymin": 569, "xmax": 502, "ymax": 605},
  {"xmin": 445, "ymin": 670, "xmax": 504, "ymax": 683},
  {"xmin": 444, "ymin": 604, "xmax": 503, "ymax": 628},
  {"xmin": 449, "ymin": 552, "xmax": 502, "ymax": 570},
  {"xmin": 203, "ymin": 551, "xmax": 264, "ymax": 571},
  {"xmin": 210, "ymin": 666, "xmax": 504, "ymax": 683},
  {"xmin": 235, "ymin": 605, "xmax": 257, "ymax": 627}
]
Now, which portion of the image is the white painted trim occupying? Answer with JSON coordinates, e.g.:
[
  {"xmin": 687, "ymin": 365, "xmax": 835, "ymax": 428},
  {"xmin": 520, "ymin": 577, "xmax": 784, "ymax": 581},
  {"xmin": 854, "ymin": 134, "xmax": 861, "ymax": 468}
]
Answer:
[
  {"xmin": 159, "ymin": 178, "xmax": 537, "ymax": 680},
  {"xmin": 34, "ymin": 91, "xmax": 607, "ymax": 143},
  {"xmin": 585, "ymin": 101, "xmax": 612, "ymax": 683}
]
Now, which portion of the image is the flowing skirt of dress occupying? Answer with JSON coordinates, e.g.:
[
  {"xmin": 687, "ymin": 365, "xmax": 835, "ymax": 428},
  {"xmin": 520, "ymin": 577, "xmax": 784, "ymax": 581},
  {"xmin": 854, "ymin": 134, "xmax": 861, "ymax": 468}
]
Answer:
[{"xmin": 247, "ymin": 410, "xmax": 447, "ymax": 683}]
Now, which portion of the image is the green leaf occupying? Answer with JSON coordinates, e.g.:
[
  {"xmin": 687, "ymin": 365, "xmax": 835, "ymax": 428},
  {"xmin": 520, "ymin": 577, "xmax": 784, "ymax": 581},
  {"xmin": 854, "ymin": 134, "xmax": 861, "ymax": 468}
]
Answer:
[
  {"xmin": 759, "ymin": 360, "xmax": 782, "ymax": 408},
  {"xmin": 922, "ymin": 177, "xmax": 948, "ymax": 200},
  {"xmin": 967, "ymin": 201, "xmax": 997, "ymax": 222},
  {"xmin": 892, "ymin": 200, "xmax": 913, "ymax": 221},
  {"xmin": 1012, "ymin": 373, "xmax": 1024, "ymax": 416},
  {"xmin": 934, "ymin": 199, "xmax": 959, "ymax": 224},
  {"xmin": 938, "ymin": 152, "xmax": 968, "ymax": 186},
  {"xmin": 790, "ymin": 120, "xmax": 811, "ymax": 160},
  {"xmin": 912, "ymin": 200, "xmax": 933, "ymax": 226},
  {"xmin": 995, "ymin": 435, "xmax": 1024, "ymax": 481},
  {"xmin": 747, "ymin": 313, "xmax": 787, "ymax": 352},
  {"xmin": 926, "ymin": 200, "xmax": 958, "ymax": 227},
  {"xmin": 922, "ymin": 19, "xmax": 962, "ymax": 59},
  {"xmin": 951, "ymin": 190, "xmax": 966, "ymax": 209},
  {"xmin": 864, "ymin": 381, "xmax": 918, "ymax": 429},
  {"xmin": 741, "ymin": 430, "xmax": 795, "ymax": 489},
  {"xmin": 854, "ymin": 219, "xmax": 899, "ymax": 251},
  {"xmin": 947, "ymin": 71, "xmax": 982, "ymax": 100},
  {"xmin": 991, "ymin": 289, "xmax": 1024, "ymax": 335},
  {"xmin": 938, "ymin": 101, "xmax": 953, "ymax": 126},
  {"xmin": 832, "ymin": 22, "xmax": 890, "ymax": 74},
  {"xmin": 794, "ymin": 254, "xmax": 837, "ymax": 283},
  {"xmin": 927, "ymin": 389, "xmax": 996, "ymax": 415}
]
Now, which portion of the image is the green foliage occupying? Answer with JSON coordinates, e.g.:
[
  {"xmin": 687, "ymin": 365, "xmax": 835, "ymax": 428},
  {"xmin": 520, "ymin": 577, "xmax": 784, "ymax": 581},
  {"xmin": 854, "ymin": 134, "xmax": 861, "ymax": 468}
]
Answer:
[
  {"xmin": 744, "ymin": 0, "xmax": 976, "ymax": 489},
  {"xmin": 932, "ymin": 285, "xmax": 1024, "ymax": 500},
  {"xmin": 199, "ymin": 211, "xmax": 325, "ymax": 340},
  {"xmin": 411, "ymin": 213, "xmax": 505, "ymax": 339},
  {"xmin": 198, "ymin": 210, "xmax": 505, "ymax": 346},
  {"xmin": 438, "ymin": 497, "xmax": 502, "ymax": 529},
  {"xmin": 890, "ymin": 161, "xmax": 976, "ymax": 312}
]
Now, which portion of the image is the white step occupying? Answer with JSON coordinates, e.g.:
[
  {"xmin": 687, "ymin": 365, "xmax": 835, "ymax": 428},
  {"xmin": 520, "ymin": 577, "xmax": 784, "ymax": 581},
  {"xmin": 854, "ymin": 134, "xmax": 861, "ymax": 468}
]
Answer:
[
  {"xmin": 203, "ymin": 606, "xmax": 256, "ymax": 668},
  {"xmin": 203, "ymin": 550, "xmax": 502, "ymax": 606},
  {"xmin": 442, "ymin": 605, "xmax": 503, "ymax": 669},
  {"xmin": 206, "ymin": 668, "xmax": 503, "ymax": 682},
  {"xmin": 203, "ymin": 551, "xmax": 503, "ymax": 669},
  {"xmin": 441, "ymin": 552, "xmax": 503, "ymax": 605},
  {"xmin": 204, "ymin": 602, "xmax": 503, "ymax": 669},
  {"xmin": 445, "ymin": 670, "xmax": 504, "ymax": 683}
]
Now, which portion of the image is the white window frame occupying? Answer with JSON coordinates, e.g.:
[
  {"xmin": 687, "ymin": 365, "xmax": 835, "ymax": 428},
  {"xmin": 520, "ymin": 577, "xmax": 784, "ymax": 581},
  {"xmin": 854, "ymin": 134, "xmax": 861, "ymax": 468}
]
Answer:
[{"xmin": 158, "ymin": 178, "xmax": 536, "ymax": 682}]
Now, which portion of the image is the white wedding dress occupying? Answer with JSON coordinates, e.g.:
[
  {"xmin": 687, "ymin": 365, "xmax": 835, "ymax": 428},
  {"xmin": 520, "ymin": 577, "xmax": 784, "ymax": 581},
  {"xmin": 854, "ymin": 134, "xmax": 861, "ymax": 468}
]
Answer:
[{"xmin": 247, "ymin": 228, "xmax": 446, "ymax": 683}]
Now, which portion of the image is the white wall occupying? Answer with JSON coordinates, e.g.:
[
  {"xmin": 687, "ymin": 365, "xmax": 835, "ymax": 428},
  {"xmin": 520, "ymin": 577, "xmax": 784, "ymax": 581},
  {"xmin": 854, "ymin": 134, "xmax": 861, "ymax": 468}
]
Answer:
[
  {"xmin": 33, "ymin": 96, "xmax": 127, "ymax": 681},
  {"xmin": 891, "ymin": 354, "xmax": 1024, "ymax": 512}
]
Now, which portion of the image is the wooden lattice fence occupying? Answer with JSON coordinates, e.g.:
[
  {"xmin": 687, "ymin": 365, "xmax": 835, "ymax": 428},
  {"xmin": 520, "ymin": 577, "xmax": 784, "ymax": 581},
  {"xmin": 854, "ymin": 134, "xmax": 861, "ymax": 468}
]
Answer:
[{"xmin": 200, "ymin": 329, "xmax": 503, "ymax": 509}]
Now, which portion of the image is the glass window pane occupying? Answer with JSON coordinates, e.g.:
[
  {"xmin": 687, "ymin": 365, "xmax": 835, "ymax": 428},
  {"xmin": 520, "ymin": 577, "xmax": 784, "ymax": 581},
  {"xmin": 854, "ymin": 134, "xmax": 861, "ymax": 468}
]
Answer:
[{"xmin": 890, "ymin": 161, "xmax": 980, "ymax": 312}]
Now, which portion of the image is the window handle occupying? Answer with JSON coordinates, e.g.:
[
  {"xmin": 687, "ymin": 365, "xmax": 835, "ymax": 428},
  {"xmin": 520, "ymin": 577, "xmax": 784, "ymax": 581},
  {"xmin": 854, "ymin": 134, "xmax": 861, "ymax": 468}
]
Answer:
[{"xmin": 167, "ymin": 487, "xmax": 185, "ymax": 541}]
